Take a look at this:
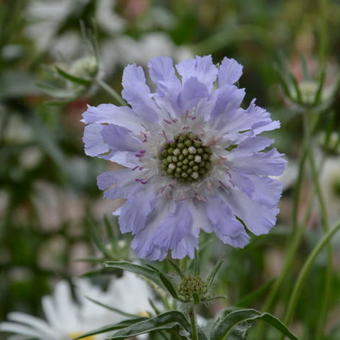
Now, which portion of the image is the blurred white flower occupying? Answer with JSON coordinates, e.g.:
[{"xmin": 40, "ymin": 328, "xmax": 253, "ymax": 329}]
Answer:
[
  {"xmin": 101, "ymin": 32, "xmax": 193, "ymax": 74},
  {"xmin": 25, "ymin": 0, "xmax": 76, "ymax": 52},
  {"xmin": 96, "ymin": 0, "xmax": 125, "ymax": 34},
  {"xmin": 0, "ymin": 273, "xmax": 153, "ymax": 339},
  {"xmin": 32, "ymin": 182, "xmax": 85, "ymax": 230},
  {"xmin": 273, "ymin": 160, "xmax": 297, "ymax": 190}
]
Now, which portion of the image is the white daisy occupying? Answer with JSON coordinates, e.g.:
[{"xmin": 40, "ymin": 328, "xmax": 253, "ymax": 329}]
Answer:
[{"xmin": 0, "ymin": 273, "xmax": 153, "ymax": 339}]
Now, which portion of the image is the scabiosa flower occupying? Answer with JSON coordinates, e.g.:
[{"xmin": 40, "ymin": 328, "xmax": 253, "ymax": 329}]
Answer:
[{"xmin": 82, "ymin": 55, "xmax": 286, "ymax": 260}]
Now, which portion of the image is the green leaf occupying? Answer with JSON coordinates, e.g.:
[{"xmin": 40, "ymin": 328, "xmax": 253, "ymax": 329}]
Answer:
[
  {"xmin": 108, "ymin": 311, "xmax": 191, "ymax": 339},
  {"xmin": 236, "ymin": 279, "xmax": 274, "ymax": 308},
  {"xmin": 55, "ymin": 66, "xmax": 91, "ymax": 85},
  {"xmin": 145, "ymin": 264, "xmax": 180, "ymax": 300},
  {"xmin": 104, "ymin": 261, "xmax": 163, "ymax": 287},
  {"xmin": 85, "ymin": 296, "xmax": 138, "ymax": 319},
  {"xmin": 210, "ymin": 308, "xmax": 298, "ymax": 340},
  {"xmin": 75, "ymin": 317, "xmax": 147, "ymax": 339},
  {"xmin": 206, "ymin": 260, "xmax": 224, "ymax": 290},
  {"xmin": 76, "ymin": 311, "xmax": 190, "ymax": 339}
]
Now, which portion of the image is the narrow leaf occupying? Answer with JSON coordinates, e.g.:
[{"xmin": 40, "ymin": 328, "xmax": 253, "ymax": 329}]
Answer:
[
  {"xmin": 75, "ymin": 317, "xmax": 146, "ymax": 339},
  {"xmin": 206, "ymin": 260, "xmax": 224, "ymax": 290},
  {"xmin": 85, "ymin": 296, "xmax": 138, "ymax": 319},
  {"xmin": 104, "ymin": 261, "xmax": 163, "ymax": 287},
  {"xmin": 108, "ymin": 311, "xmax": 190, "ymax": 339},
  {"xmin": 55, "ymin": 66, "xmax": 91, "ymax": 85}
]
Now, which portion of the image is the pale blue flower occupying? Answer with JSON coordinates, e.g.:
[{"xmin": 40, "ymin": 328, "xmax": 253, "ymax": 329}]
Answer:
[{"xmin": 82, "ymin": 55, "xmax": 286, "ymax": 260}]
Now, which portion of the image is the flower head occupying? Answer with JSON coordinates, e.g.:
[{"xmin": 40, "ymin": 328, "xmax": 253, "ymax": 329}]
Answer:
[
  {"xmin": 82, "ymin": 55, "xmax": 286, "ymax": 260},
  {"xmin": 0, "ymin": 273, "xmax": 153, "ymax": 339}
]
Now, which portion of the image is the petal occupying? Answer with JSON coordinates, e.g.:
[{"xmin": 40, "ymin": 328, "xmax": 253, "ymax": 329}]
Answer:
[
  {"xmin": 97, "ymin": 169, "xmax": 144, "ymax": 200},
  {"xmin": 6, "ymin": 313, "xmax": 55, "ymax": 338},
  {"xmin": 178, "ymin": 77, "xmax": 209, "ymax": 113},
  {"xmin": 176, "ymin": 55, "xmax": 218, "ymax": 91},
  {"xmin": 82, "ymin": 104, "xmax": 142, "ymax": 134},
  {"xmin": 228, "ymin": 148, "xmax": 287, "ymax": 176},
  {"xmin": 119, "ymin": 185, "xmax": 157, "ymax": 233},
  {"xmin": 101, "ymin": 124, "xmax": 142, "ymax": 153},
  {"xmin": 229, "ymin": 172, "xmax": 283, "ymax": 208},
  {"xmin": 148, "ymin": 56, "xmax": 182, "ymax": 116},
  {"xmin": 83, "ymin": 123, "xmax": 139, "ymax": 167},
  {"xmin": 205, "ymin": 194, "xmax": 249, "ymax": 248},
  {"xmin": 0, "ymin": 321, "xmax": 45, "ymax": 338},
  {"xmin": 246, "ymin": 99, "xmax": 280, "ymax": 134},
  {"xmin": 230, "ymin": 136, "xmax": 274, "ymax": 157},
  {"xmin": 209, "ymin": 84, "xmax": 245, "ymax": 120},
  {"xmin": 148, "ymin": 56, "xmax": 181, "ymax": 97},
  {"xmin": 223, "ymin": 188, "xmax": 279, "ymax": 235},
  {"xmin": 131, "ymin": 202, "xmax": 198, "ymax": 260},
  {"xmin": 83, "ymin": 123, "xmax": 109, "ymax": 157},
  {"xmin": 218, "ymin": 57, "xmax": 243, "ymax": 86},
  {"xmin": 122, "ymin": 64, "xmax": 159, "ymax": 122}
]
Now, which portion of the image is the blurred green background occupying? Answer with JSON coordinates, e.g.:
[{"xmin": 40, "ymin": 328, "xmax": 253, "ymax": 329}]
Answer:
[{"xmin": 0, "ymin": 0, "xmax": 339, "ymax": 339}]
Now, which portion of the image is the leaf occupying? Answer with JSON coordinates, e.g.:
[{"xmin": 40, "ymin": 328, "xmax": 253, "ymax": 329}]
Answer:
[
  {"xmin": 210, "ymin": 308, "xmax": 298, "ymax": 340},
  {"xmin": 236, "ymin": 279, "xmax": 274, "ymax": 308},
  {"xmin": 55, "ymin": 66, "xmax": 91, "ymax": 85},
  {"xmin": 206, "ymin": 260, "xmax": 224, "ymax": 290},
  {"xmin": 85, "ymin": 296, "xmax": 138, "ymax": 319},
  {"xmin": 76, "ymin": 311, "xmax": 190, "ymax": 339},
  {"xmin": 75, "ymin": 317, "xmax": 147, "ymax": 339},
  {"xmin": 104, "ymin": 261, "xmax": 163, "ymax": 287},
  {"xmin": 108, "ymin": 311, "xmax": 191, "ymax": 339},
  {"xmin": 145, "ymin": 264, "xmax": 180, "ymax": 300}
]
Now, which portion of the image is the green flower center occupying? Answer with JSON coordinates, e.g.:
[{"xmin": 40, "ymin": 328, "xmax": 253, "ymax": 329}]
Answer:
[
  {"xmin": 159, "ymin": 133, "xmax": 212, "ymax": 183},
  {"xmin": 178, "ymin": 275, "xmax": 208, "ymax": 302}
]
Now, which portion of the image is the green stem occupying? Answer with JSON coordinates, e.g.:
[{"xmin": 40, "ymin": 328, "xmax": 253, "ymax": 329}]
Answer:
[
  {"xmin": 96, "ymin": 78, "xmax": 126, "ymax": 106},
  {"xmin": 255, "ymin": 114, "xmax": 311, "ymax": 340},
  {"xmin": 309, "ymin": 146, "xmax": 333, "ymax": 340},
  {"xmin": 189, "ymin": 305, "xmax": 198, "ymax": 340},
  {"xmin": 282, "ymin": 221, "xmax": 340, "ymax": 329}
]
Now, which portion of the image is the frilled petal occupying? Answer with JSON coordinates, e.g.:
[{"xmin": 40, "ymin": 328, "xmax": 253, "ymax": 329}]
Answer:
[
  {"xmin": 122, "ymin": 64, "xmax": 159, "ymax": 122},
  {"xmin": 102, "ymin": 124, "xmax": 142, "ymax": 153},
  {"xmin": 178, "ymin": 77, "xmax": 209, "ymax": 113},
  {"xmin": 83, "ymin": 123, "xmax": 140, "ymax": 167},
  {"xmin": 83, "ymin": 123, "xmax": 109, "ymax": 157},
  {"xmin": 97, "ymin": 169, "xmax": 144, "ymax": 200},
  {"xmin": 82, "ymin": 104, "xmax": 142, "ymax": 134},
  {"xmin": 176, "ymin": 55, "xmax": 218, "ymax": 91},
  {"xmin": 148, "ymin": 56, "xmax": 182, "ymax": 116},
  {"xmin": 205, "ymin": 194, "xmax": 249, "ymax": 247},
  {"xmin": 209, "ymin": 84, "xmax": 245, "ymax": 120},
  {"xmin": 119, "ymin": 185, "xmax": 157, "ymax": 233},
  {"xmin": 246, "ymin": 99, "xmax": 280, "ymax": 134},
  {"xmin": 223, "ymin": 188, "xmax": 279, "ymax": 235},
  {"xmin": 229, "ymin": 136, "xmax": 274, "ymax": 157},
  {"xmin": 148, "ymin": 56, "xmax": 181, "ymax": 97},
  {"xmin": 229, "ymin": 171, "xmax": 283, "ymax": 208},
  {"xmin": 218, "ymin": 57, "xmax": 243, "ymax": 86},
  {"xmin": 131, "ymin": 202, "xmax": 198, "ymax": 260},
  {"xmin": 228, "ymin": 148, "xmax": 286, "ymax": 176}
]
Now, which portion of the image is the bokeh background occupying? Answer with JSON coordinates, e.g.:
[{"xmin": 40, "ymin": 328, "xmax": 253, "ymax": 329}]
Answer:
[{"xmin": 0, "ymin": 0, "xmax": 339, "ymax": 339}]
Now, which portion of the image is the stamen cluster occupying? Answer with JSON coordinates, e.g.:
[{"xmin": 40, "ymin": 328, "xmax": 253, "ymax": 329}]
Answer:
[{"xmin": 159, "ymin": 133, "xmax": 212, "ymax": 183}]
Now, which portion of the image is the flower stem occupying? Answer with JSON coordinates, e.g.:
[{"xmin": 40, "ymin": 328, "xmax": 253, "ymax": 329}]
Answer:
[
  {"xmin": 189, "ymin": 305, "xmax": 198, "ymax": 340},
  {"xmin": 309, "ymin": 145, "xmax": 333, "ymax": 340},
  {"xmin": 282, "ymin": 221, "xmax": 340, "ymax": 331},
  {"xmin": 256, "ymin": 112, "xmax": 318, "ymax": 339},
  {"xmin": 96, "ymin": 78, "xmax": 126, "ymax": 106}
]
